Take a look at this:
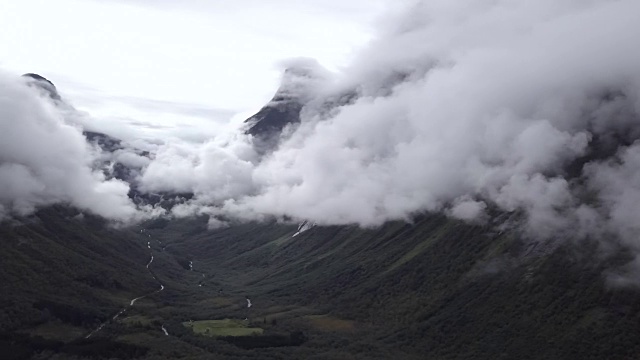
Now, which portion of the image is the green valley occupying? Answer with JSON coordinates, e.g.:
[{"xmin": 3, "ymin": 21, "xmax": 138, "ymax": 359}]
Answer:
[{"xmin": 3, "ymin": 208, "xmax": 640, "ymax": 359}]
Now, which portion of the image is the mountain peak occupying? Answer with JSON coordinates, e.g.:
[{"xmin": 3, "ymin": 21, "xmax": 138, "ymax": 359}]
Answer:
[
  {"xmin": 271, "ymin": 58, "xmax": 330, "ymax": 103},
  {"xmin": 243, "ymin": 59, "xmax": 329, "ymax": 153},
  {"xmin": 21, "ymin": 73, "xmax": 61, "ymax": 100}
]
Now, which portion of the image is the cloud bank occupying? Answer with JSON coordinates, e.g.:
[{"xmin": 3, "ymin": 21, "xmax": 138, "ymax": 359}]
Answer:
[
  {"xmin": 0, "ymin": 73, "xmax": 158, "ymax": 223},
  {"xmin": 135, "ymin": 0, "xmax": 640, "ymax": 244},
  {"xmin": 3, "ymin": 0, "xmax": 640, "ymax": 254}
]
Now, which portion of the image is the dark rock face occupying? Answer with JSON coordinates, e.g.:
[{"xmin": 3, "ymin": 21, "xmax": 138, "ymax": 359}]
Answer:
[
  {"xmin": 21, "ymin": 73, "xmax": 61, "ymax": 100},
  {"xmin": 244, "ymin": 65, "xmax": 327, "ymax": 153},
  {"xmin": 84, "ymin": 131, "xmax": 123, "ymax": 154},
  {"xmin": 83, "ymin": 131, "xmax": 141, "ymax": 186},
  {"xmin": 244, "ymin": 100, "xmax": 304, "ymax": 153}
]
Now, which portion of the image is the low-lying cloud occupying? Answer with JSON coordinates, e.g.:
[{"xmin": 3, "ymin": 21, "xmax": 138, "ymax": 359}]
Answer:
[
  {"xmin": 3, "ymin": 0, "xmax": 640, "ymax": 253},
  {"xmin": 0, "ymin": 73, "xmax": 159, "ymax": 223},
  {"xmin": 137, "ymin": 0, "xmax": 640, "ymax": 240}
]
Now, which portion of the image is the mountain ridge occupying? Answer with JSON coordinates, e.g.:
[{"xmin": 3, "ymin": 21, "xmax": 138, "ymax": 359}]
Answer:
[
  {"xmin": 4, "ymin": 70, "xmax": 640, "ymax": 359},
  {"xmin": 243, "ymin": 61, "xmax": 329, "ymax": 154}
]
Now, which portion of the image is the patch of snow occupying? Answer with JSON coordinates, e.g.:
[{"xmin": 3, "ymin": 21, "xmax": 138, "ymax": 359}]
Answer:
[{"xmin": 292, "ymin": 221, "xmax": 316, "ymax": 237}]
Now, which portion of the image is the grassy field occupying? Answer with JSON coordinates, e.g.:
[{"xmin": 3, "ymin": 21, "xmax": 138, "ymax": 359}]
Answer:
[
  {"xmin": 119, "ymin": 314, "xmax": 155, "ymax": 326},
  {"xmin": 305, "ymin": 315, "xmax": 355, "ymax": 332},
  {"xmin": 183, "ymin": 319, "xmax": 264, "ymax": 337},
  {"xmin": 385, "ymin": 222, "xmax": 452, "ymax": 273},
  {"xmin": 195, "ymin": 296, "xmax": 236, "ymax": 308},
  {"xmin": 23, "ymin": 322, "xmax": 86, "ymax": 342}
]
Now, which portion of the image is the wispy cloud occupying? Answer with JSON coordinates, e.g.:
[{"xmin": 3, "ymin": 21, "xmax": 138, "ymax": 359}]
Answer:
[{"xmin": 105, "ymin": 95, "xmax": 236, "ymax": 120}]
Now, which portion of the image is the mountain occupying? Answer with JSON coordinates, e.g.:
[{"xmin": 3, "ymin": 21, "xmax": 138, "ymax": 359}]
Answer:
[
  {"xmin": 0, "ymin": 207, "xmax": 166, "ymax": 359},
  {"xmin": 17, "ymin": 74, "xmax": 190, "ymax": 209},
  {"xmin": 243, "ymin": 62, "xmax": 328, "ymax": 153},
  {"xmin": 149, "ymin": 214, "xmax": 640, "ymax": 360},
  {"xmin": 4, "ymin": 73, "xmax": 640, "ymax": 360},
  {"xmin": 21, "ymin": 73, "xmax": 62, "ymax": 101},
  {"xmin": 4, "ymin": 206, "xmax": 640, "ymax": 359},
  {"xmin": 20, "ymin": 73, "xmax": 142, "ymax": 182}
]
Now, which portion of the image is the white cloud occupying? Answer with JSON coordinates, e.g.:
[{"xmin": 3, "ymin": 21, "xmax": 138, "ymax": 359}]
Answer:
[
  {"xmin": 448, "ymin": 197, "xmax": 487, "ymax": 223},
  {"xmin": 0, "ymin": 72, "xmax": 156, "ymax": 223},
  {"xmin": 4, "ymin": 0, "xmax": 640, "ymax": 257},
  {"xmin": 131, "ymin": 0, "xmax": 640, "ymax": 246}
]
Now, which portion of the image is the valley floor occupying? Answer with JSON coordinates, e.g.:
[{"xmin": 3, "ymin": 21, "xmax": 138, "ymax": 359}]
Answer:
[{"xmin": 3, "ymin": 210, "xmax": 640, "ymax": 359}]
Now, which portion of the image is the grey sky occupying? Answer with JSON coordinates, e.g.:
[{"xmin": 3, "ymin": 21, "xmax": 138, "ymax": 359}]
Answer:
[
  {"xmin": 5, "ymin": 0, "xmax": 640, "ymax": 271},
  {"xmin": 0, "ymin": 0, "xmax": 386, "ymax": 140}
]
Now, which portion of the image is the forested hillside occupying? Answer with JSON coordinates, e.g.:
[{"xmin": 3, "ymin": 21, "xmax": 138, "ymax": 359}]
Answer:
[
  {"xmin": 150, "ymin": 215, "xmax": 640, "ymax": 359},
  {"xmin": 4, "ymin": 206, "xmax": 638, "ymax": 359}
]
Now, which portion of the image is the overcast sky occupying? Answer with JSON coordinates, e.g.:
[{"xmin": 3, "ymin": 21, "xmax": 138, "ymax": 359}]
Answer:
[{"xmin": 0, "ymin": 0, "xmax": 387, "ymax": 140}]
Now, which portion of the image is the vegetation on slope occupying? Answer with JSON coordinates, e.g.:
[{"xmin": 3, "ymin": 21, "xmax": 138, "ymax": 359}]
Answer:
[{"xmin": 3, "ymin": 207, "xmax": 640, "ymax": 359}]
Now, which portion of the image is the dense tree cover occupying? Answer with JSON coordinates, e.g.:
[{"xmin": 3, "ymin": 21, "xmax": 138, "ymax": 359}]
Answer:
[
  {"xmin": 217, "ymin": 331, "xmax": 306, "ymax": 349},
  {"xmin": 160, "ymin": 214, "xmax": 640, "ymax": 359},
  {"xmin": 0, "ymin": 332, "xmax": 148, "ymax": 360},
  {"xmin": 3, "ymin": 207, "xmax": 640, "ymax": 359}
]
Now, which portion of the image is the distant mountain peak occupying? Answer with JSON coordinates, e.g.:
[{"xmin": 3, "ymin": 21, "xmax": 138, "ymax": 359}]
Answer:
[
  {"xmin": 271, "ymin": 58, "xmax": 330, "ymax": 103},
  {"xmin": 244, "ymin": 59, "xmax": 330, "ymax": 153},
  {"xmin": 21, "ymin": 73, "xmax": 61, "ymax": 100}
]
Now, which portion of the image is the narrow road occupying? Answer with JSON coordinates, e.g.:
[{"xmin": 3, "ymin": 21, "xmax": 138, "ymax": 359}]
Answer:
[{"xmin": 85, "ymin": 233, "xmax": 164, "ymax": 339}]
